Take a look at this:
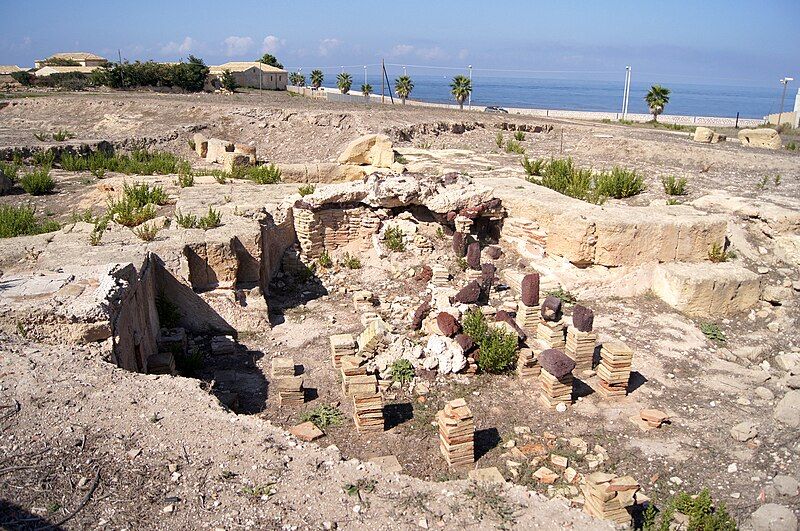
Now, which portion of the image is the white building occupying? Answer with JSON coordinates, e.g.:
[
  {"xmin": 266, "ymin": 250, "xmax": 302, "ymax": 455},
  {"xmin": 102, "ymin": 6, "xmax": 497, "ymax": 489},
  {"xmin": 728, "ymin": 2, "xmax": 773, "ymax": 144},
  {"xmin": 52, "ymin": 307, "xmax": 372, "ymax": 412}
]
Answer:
[{"xmin": 207, "ymin": 62, "xmax": 287, "ymax": 91}]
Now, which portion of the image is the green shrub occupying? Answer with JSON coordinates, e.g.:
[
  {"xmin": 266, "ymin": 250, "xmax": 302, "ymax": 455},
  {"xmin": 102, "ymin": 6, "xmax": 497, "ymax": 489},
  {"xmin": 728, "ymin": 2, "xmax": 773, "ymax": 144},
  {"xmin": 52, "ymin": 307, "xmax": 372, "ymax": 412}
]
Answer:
[
  {"xmin": 317, "ymin": 249, "xmax": 333, "ymax": 268},
  {"xmin": 340, "ymin": 252, "xmax": 361, "ymax": 269},
  {"xmin": 666, "ymin": 198, "xmax": 681, "ymax": 205},
  {"xmin": 700, "ymin": 323, "xmax": 726, "ymax": 343},
  {"xmin": 175, "ymin": 209, "xmax": 198, "ymax": 228},
  {"xmin": 390, "ymin": 359, "xmax": 415, "ymax": 384},
  {"xmin": 133, "ymin": 222, "xmax": 159, "ymax": 241},
  {"xmin": 240, "ymin": 163, "xmax": 281, "ymax": 184},
  {"xmin": 298, "ymin": 184, "xmax": 315, "ymax": 196},
  {"xmin": 643, "ymin": 489, "xmax": 735, "ymax": 531},
  {"xmin": 69, "ymin": 208, "xmax": 96, "ymax": 223},
  {"xmin": 513, "ymin": 131, "xmax": 526, "ymax": 141},
  {"xmin": 0, "ymin": 204, "xmax": 60, "ymax": 238},
  {"xmin": 91, "ymin": 56, "xmax": 209, "ymax": 92},
  {"xmin": 662, "ymin": 175, "xmax": 688, "ymax": 196},
  {"xmin": 538, "ymin": 157, "xmax": 597, "ymax": 203},
  {"xmin": 61, "ymin": 150, "xmax": 183, "ymax": 176},
  {"xmin": 786, "ymin": 141, "xmax": 797, "ymax": 151},
  {"xmin": 593, "ymin": 167, "xmax": 646, "ymax": 199},
  {"xmin": 34, "ymin": 132, "xmax": 49, "ymax": 141},
  {"xmin": 300, "ymin": 404, "xmax": 344, "ymax": 429},
  {"xmin": 462, "ymin": 308, "xmax": 489, "ymax": 344},
  {"xmin": 51, "ymin": 129, "xmax": 75, "ymax": 142},
  {"xmin": 176, "ymin": 172, "xmax": 194, "ymax": 188},
  {"xmin": 220, "ymin": 69, "xmax": 238, "ymax": 92},
  {"xmin": 384, "ymin": 226, "xmax": 405, "ymax": 252},
  {"xmin": 20, "ymin": 166, "xmax": 56, "ymax": 195},
  {"xmin": 0, "ymin": 161, "xmax": 20, "ymax": 186},
  {"xmin": 544, "ymin": 287, "xmax": 577, "ymax": 305},
  {"xmin": 504, "ymin": 139, "xmax": 525, "ymax": 154},
  {"xmin": 477, "ymin": 327, "xmax": 518, "ymax": 373},
  {"xmin": 495, "ymin": 132, "xmax": 504, "ymax": 148},
  {"xmin": 198, "ymin": 206, "xmax": 222, "ymax": 229},
  {"xmin": 521, "ymin": 156, "xmax": 544, "ymax": 177},
  {"xmin": 32, "ymin": 151, "xmax": 55, "ymax": 167},
  {"xmin": 107, "ymin": 181, "xmax": 166, "ymax": 227},
  {"xmin": 708, "ymin": 242, "xmax": 735, "ymax": 263}
]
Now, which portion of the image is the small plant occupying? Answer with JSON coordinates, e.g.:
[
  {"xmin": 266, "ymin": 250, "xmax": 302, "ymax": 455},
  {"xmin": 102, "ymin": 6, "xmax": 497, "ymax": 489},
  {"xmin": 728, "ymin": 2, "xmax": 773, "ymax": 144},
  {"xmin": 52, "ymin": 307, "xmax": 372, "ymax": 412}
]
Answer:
[
  {"xmin": 774, "ymin": 174, "xmax": 782, "ymax": 186},
  {"xmin": 495, "ymin": 132, "xmax": 504, "ymax": 148},
  {"xmin": 300, "ymin": 404, "xmax": 344, "ymax": 429},
  {"xmin": 415, "ymin": 139, "xmax": 432, "ymax": 149},
  {"xmin": 666, "ymin": 198, "xmax": 681, "ymax": 205},
  {"xmin": 317, "ymin": 249, "xmax": 333, "ymax": 268},
  {"xmin": 175, "ymin": 347, "xmax": 204, "ymax": 376},
  {"xmin": 52, "ymin": 129, "xmax": 75, "ymax": 142},
  {"xmin": 435, "ymin": 226, "xmax": 445, "ymax": 239},
  {"xmin": 34, "ymin": 132, "xmax": 50, "ymax": 141},
  {"xmin": 340, "ymin": 252, "xmax": 361, "ymax": 269},
  {"xmin": 188, "ymin": 139, "xmax": 196, "ymax": 151},
  {"xmin": 0, "ymin": 161, "xmax": 20, "ymax": 186},
  {"xmin": 32, "ymin": 150, "xmax": 55, "ymax": 167},
  {"xmin": 462, "ymin": 308, "xmax": 489, "ymax": 344},
  {"xmin": 456, "ymin": 257, "xmax": 468, "ymax": 271},
  {"xmin": 69, "ymin": 208, "xmax": 95, "ymax": 223},
  {"xmin": 175, "ymin": 210, "xmax": 198, "ymax": 228},
  {"xmin": 521, "ymin": 156, "xmax": 545, "ymax": 177},
  {"xmin": 241, "ymin": 484, "xmax": 276, "ymax": 497},
  {"xmin": 20, "ymin": 166, "xmax": 56, "ymax": 195},
  {"xmin": 544, "ymin": 287, "xmax": 577, "ymax": 305},
  {"xmin": 107, "ymin": 181, "xmax": 167, "ymax": 227},
  {"xmin": 343, "ymin": 479, "xmax": 377, "ymax": 507},
  {"xmin": 384, "ymin": 226, "xmax": 405, "ymax": 252},
  {"xmin": 756, "ymin": 175, "xmax": 769, "ymax": 191},
  {"xmin": 708, "ymin": 242, "xmax": 735, "ymax": 263},
  {"xmin": 390, "ymin": 359, "xmax": 415, "ymax": 384},
  {"xmin": 176, "ymin": 172, "xmax": 194, "ymax": 188},
  {"xmin": 394, "ymin": 153, "xmax": 408, "ymax": 164},
  {"xmin": 477, "ymin": 327, "xmax": 518, "ymax": 373},
  {"xmin": 245, "ymin": 163, "xmax": 281, "ymax": 184},
  {"xmin": 0, "ymin": 204, "xmax": 60, "ymax": 238},
  {"xmin": 89, "ymin": 229, "xmax": 103, "ymax": 246},
  {"xmin": 156, "ymin": 295, "xmax": 181, "ymax": 328},
  {"xmin": 504, "ymin": 139, "xmax": 525, "ymax": 154},
  {"xmin": 594, "ymin": 167, "xmax": 646, "ymax": 199},
  {"xmin": 700, "ymin": 323, "xmax": 726, "ymax": 343},
  {"xmin": 785, "ymin": 141, "xmax": 797, "ymax": 151},
  {"xmin": 298, "ymin": 184, "xmax": 315, "ymax": 196},
  {"xmin": 661, "ymin": 175, "xmax": 688, "ymax": 196},
  {"xmin": 134, "ymin": 221, "xmax": 159, "ymax": 241},
  {"xmin": 513, "ymin": 130, "xmax": 526, "ymax": 141},
  {"xmin": 643, "ymin": 489, "xmax": 736, "ymax": 531},
  {"xmin": 198, "ymin": 206, "xmax": 222, "ymax": 229}
]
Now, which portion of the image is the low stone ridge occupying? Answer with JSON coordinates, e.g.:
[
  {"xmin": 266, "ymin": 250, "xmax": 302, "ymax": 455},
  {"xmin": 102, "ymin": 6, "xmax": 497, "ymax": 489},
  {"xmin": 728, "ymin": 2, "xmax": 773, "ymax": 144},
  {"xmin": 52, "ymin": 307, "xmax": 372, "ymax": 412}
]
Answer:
[
  {"xmin": 521, "ymin": 273, "xmax": 540, "ymax": 307},
  {"xmin": 466, "ymin": 242, "xmax": 481, "ymax": 270},
  {"xmin": 539, "ymin": 349, "xmax": 576, "ymax": 379},
  {"xmin": 436, "ymin": 312, "xmax": 461, "ymax": 337},
  {"xmin": 541, "ymin": 296, "xmax": 562, "ymax": 322},
  {"xmin": 451, "ymin": 280, "xmax": 482, "ymax": 304},
  {"xmin": 572, "ymin": 305, "xmax": 594, "ymax": 332}
]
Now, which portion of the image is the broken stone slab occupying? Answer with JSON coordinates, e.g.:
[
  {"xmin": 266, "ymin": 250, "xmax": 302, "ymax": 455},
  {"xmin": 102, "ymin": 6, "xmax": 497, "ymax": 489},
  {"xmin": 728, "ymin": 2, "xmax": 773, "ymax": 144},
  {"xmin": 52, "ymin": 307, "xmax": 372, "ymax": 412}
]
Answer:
[
  {"xmin": 337, "ymin": 133, "xmax": 395, "ymax": 168},
  {"xmin": 774, "ymin": 390, "xmax": 800, "ymax": 428},
  {"xmin": 468, "ymin": 467, "xmax": 506, "ymax": 484},
  {"xmin": 368, "ymin": 455, "xmax": 403, "ymax": 474},
  {"xmin": 451, "ymin": 281, "xmax": 481, "ymax": 305},
  {"xmin": 749, "ymin": 503, "xmax": 797, "ymax": 531},
  {"xmin": 652, "ymin": 262, "xmax": 762, "ymax": 317},
  {"xmin": 290, "ymin": 421, "xmax": 324, "ymax": 442},
  {"xmin": 572, "ymin": 304, "xmax": 594, "ymax": 332},
  {"xmin": 234, "ymin": 144, "xmax": 257, "ymax": 163},
  {"xmin": 729, "ymin": 421, "xmax": 759, "ymax": 442},
  {"xmin": 540, "ymin": 296, "xmax": 562, "ymax": 322},
  {"xmin": 738, "ymin": 128, "xmax": 782, "ymax": 150},
  {"xmin": 206, "ymin": 138, "xmax": 235, "ymax": 163},
  {"xmin": 539, "ymin": 349, "xmax": 575, "ymax": 379},
  {"xmin": 211, "ymin": 335, "xmax": 237, "ymax": 356}
]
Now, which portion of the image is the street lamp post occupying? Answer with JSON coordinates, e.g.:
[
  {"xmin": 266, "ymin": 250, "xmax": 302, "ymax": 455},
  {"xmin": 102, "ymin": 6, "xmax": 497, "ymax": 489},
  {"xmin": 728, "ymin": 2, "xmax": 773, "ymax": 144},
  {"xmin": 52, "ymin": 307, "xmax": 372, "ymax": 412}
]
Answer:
[
  {"xmin": 777, "ymin": 77, "xmax": 794, "ymax": 127},
  {"xmin": 468, "ymin": 64, "xmax": 473, "ymax": 110},
  {"xmin": 621, "ymin": 66, "xmax": 631, "ymax": 120}
]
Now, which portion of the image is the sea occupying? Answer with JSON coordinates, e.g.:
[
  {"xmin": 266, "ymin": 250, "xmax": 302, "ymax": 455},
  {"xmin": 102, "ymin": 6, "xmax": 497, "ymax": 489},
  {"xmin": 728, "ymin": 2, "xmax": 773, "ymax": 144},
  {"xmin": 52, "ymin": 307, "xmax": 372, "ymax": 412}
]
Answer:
[{"xmin": 320, "ymin": 73, "xmax": 791, "ymax": 119}]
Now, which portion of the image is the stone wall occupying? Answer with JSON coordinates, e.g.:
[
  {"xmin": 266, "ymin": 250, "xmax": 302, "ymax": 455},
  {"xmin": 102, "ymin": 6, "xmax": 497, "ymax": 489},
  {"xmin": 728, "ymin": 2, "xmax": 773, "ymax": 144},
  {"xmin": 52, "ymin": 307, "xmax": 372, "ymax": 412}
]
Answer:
[{"xmin": 294, "ymin": 205, "xmax": 381, "ymax": 258}]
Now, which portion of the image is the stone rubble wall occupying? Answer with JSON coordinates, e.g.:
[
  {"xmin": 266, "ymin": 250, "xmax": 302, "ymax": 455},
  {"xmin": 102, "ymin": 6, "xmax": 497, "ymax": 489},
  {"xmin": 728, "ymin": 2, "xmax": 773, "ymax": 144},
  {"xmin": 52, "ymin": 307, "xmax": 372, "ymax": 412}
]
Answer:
[{"xmin": 294, "ymin": 205, "xmax": 381, "ymax": 258}]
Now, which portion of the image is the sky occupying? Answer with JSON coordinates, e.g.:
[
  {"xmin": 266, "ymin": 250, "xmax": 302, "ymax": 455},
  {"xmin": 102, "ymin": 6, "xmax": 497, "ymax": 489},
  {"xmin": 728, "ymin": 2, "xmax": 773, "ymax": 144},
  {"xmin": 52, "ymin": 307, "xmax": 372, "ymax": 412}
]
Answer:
[{"xmin": 1, "ymin": 0, "xmax": 798, "ymax": 88}]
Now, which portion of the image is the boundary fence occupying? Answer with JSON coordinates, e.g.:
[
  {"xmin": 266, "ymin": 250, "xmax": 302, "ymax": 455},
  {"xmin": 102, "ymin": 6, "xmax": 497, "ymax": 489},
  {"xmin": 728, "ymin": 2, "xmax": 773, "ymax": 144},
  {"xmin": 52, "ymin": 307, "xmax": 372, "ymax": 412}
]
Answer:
[{"xmin": 288, "ymin": 86, "xmax": 765, "ymax": 128}]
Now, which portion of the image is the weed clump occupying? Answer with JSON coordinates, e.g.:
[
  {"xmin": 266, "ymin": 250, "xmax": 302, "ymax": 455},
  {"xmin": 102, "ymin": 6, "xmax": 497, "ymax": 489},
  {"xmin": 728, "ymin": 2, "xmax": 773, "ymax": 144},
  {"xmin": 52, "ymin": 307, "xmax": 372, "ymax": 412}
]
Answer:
[
  {"xmin": 61, "ymin": 150, "xmax": 183, "ymax": 176},
  {"xmin": 340, "ymin": 252, "xmax": 361, "ymax": 269},
  {"xmin": 642, "ymin": 488, "xmax": 735, "ymax": 531},
  {"xmin": 133, "ymin": 222, "xmax": 159, "ymax": 241},
  {"xmin": 0, "ymin": 204, "xmax": 60, "ymax": 238},
  {"xmin": 477, "ymin": 327, "xmax": 518, "ymax": 373},
  {"xmin": 198, "ymin": 206, "xmax": 222, "ymax": 229},
  {"xmin": 661, "ymin": 175, "xmax": 688, "ymax": 196},
  {"xmin": 300, "ymin": 404, "xmax": 344, "ymax": 429},
  {"xmin": 390, "ymin": 359, "xmax": 415, "ymax": 384},
  {"xmin": 521, "ymin": 156, "xmax": 545, "ymax": 177},
  {"xmin": 107, "ymin": 181, "xmax": 167, "ymax": 227},
  {"xmin": 708, "ymin": 242, "xmax": 735, "ymax": 263},
  {"xmin": 384, "ymin": 226, "xmax": 405, "ymax": 252},
  {"xmin": 594, "ymin": 167, "xmax": 646, "ymax": 199},
  {"xmin": 175, "ymin": 210, "xmax": 198, "ymax": 229},
  {"xmin": 544, "ymin": 287, "xmax": 577, "ymax": 305},
  {"xmin": 298, "ymin": 184, "xmax": 315, "ymax": 196},
  {"xmin": 239, "ymin": 163, "xmax": 281, "ymax": 184},
  {"xmin": 700, "ymin": 323, "xmax": 726, "ymax": 343},
  {"xmin": 462, "ymin": 308, "xmax": 489, "ymax": 344},
  {"xmin": 494, "ymin": 132, "xmax": 504, "ymax": 148},
  {"xmin": 513, "ymin": 130, "xmax": 526, "ymax": 141},
  {"xmin": 317, "ymin": 249, "xmax": 333, "ymax": 268},
  {"xmin": 525, "ymin": 157, "xmax": 646, "ymax": 203},
  {"xmin": 51, "ymin": 129, "xmax": 75, "ymax": 142},
  {"xmin": 20, "ymin": 166, "xmax": 56, "ymax": 195},
  {"xmin": 504, "ymin": 139, "xmax": 525, "ymax": 154}
]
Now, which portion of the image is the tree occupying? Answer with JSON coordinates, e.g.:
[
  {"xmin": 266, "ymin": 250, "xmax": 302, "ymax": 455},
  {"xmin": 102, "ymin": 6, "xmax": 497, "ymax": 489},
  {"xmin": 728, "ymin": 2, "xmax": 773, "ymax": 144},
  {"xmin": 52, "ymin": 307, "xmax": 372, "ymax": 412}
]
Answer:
[
  {"xmin": 644, "ymin": 85, "xmax": 671, "ymax": 122},
  {"xmin": 361, "ymin": 83, "xmax": 373, "ymax": 96},
  {"xmin": 289, "ymin": 72, "xmax": 305, "ymax": 86},
  {"xmin": 220, "ymin": 69, "xmax": 237, "ymax": 92},
  {"xmin": 310, "ymin": 69, "xmax": 324, "ymax": 89},
  {"xmin": 258, "ymin": 53, "xmax": 283, "ymax": 69},
  {"xmin": 394, "ymin": 75, "xmax": 414, "ymax": 105},
  {"xmin": 450, "ymin": 75, "xmax": 472, "ymax": 110},
  {"xmin": 336, "ymin": 72, "xmax": 352, "ymax": 94}
]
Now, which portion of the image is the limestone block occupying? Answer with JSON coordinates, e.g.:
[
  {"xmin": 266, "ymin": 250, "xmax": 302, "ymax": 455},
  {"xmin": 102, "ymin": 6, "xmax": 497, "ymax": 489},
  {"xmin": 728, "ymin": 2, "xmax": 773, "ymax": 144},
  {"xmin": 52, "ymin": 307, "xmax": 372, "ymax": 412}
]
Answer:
[
  {"xmin": 652, "ymin": 262, "xmax": 761, "ymax": 316},
  {"xmin": 234, "ymin": 144, "xmax": 257, "ymax": 163},
  {"xmin": 693, "ymin": 127, "xmax": 725, "ymax": 144},
  {"xmin": 738, "ymin": 128, "xmax": 781, "ymax": 150},
  {"xmin": 206, "ymin": 138, "xmax": 235, "ymax": 163},
  {"xmin": 193, "ymin": 133, "xmax": 208, "ymax": 158},
  {"xmin": 221, "ymin": 152, "xmax": 251, "ymax": 173},
  {"xmin": 337, "ymin": 134, "xmax": 395, "ymax": 168}
]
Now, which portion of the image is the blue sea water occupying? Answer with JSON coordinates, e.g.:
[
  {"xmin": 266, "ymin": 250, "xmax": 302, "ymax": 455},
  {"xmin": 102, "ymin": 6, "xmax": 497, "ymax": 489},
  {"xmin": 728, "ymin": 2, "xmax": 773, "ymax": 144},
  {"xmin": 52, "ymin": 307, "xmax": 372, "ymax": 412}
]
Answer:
[{"xmin": 322, "ymin": 73, "xmax": 789, "ymax": 119}]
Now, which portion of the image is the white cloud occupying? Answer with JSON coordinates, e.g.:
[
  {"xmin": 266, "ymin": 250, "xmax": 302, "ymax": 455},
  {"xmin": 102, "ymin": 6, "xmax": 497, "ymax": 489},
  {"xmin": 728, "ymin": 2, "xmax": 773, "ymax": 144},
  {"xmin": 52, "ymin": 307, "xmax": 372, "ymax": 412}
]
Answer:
[
  {"xmin": 390, "ymin": 44, "xmax": 414, "ymax": 57},
  {"xmin": 318, "ymin": 38, "xmax": 341, "ymax": 57},
  {"xmin": 457, "ymin": 48, "xmax": 469, "ymax": 61},
  {"xmin": 223, "ymin": 36, "xmax": 254, "ymax": 57},
  {"xmin": 389, "ymin": 43, "xmax": 449, "ymax": 62},
  {"xmin": 262, "ymin": 35, "xmax": 285, "ymax": 54},
  {"xmin": 161, "ymin": 36, "xmax": 195, "ymax": 55},
  {"xmin": 415, "ymin": 46, "xmax": 447, "ymax": 61}
]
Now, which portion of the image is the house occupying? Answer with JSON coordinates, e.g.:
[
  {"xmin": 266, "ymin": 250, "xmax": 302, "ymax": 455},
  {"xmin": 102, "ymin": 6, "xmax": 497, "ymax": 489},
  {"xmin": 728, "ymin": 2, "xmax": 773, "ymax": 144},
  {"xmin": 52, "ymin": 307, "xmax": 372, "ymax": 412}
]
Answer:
[
  {"xmin": 207, "ymin": 62, "xmax": 287, "ymax": 91},
  {"xmin": 34, "ymin": 52, "xmax": 108, "ymax": 69},
  {"xmin": 0, "ymin": 65, "xmax": 23, "ymax": 85},
  {"xmin": 34, "ymin": 66, "xmax": 98, "ymax": 77}
]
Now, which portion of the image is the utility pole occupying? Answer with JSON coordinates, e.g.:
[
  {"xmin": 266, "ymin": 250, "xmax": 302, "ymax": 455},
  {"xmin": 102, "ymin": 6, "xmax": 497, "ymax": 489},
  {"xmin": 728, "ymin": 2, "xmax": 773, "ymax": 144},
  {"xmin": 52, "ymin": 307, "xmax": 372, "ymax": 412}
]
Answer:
[
  {"xmin": 468, "ymin": 65, "xmax": 473, "ymax": 110},
  {"xmin": 621, "ymin": 66, "xmax": 631, "ymax": 120},
  {"xmin": 381, "ymin": 59, "xmax": 385, "ymax": 104},
  {"xmin": 777, "ymin": 77, "xmax": 794, "ymax": 127}
]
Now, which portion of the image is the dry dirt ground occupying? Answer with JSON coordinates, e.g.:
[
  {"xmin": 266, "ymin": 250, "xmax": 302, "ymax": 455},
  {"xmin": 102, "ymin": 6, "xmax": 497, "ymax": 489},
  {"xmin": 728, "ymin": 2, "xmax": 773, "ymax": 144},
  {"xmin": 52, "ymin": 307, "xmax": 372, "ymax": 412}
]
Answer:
[{"xmin": 1, "ymin": 89, "xmax": 799, "ymax": 530}]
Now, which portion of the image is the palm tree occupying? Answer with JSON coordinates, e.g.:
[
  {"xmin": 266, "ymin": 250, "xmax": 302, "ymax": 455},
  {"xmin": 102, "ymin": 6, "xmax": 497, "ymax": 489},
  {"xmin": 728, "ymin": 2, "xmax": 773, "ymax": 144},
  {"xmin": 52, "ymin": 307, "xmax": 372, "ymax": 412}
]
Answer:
[
  {"xmin": 336, "ymin": 72, "xmax": 352, "ymax": 94},
  {"xmin": 450, "ymin": 75, "xmax": 472, "ymax": 110},
  {"xmin": 644, "ymin": 85, "xmax": 671, "ymax": 122},
  {"xmin": 258, "ymin": 53, "xmax": 283, "ymax": 69},
  {"xmin": 361, "ymin": 83, "xmax": 373, "ymax": 97},
  {"xmin": 289, "ymin": 72, "xmax": 305, "ymax": 86},
  {"xmin": 394, "ymin": 75, "xmax": 414, "ymax": 105},
  {"xmin": 310, "ymin": 69, "xmax": 324, "ymax": 89}
]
